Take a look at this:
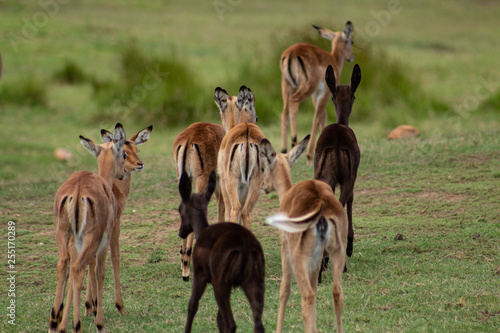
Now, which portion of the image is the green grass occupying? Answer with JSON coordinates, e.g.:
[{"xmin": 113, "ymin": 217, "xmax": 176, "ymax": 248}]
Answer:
[{"xmin": 0, "ymin": 0, "xmax": 499, "ymax": 332}]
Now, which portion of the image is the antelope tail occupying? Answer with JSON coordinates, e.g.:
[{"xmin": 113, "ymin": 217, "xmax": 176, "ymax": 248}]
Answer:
[
  {"xmin": 282, "ymin": 52, "xmax": 308, "ymax": 90},
  {"xmin": 177, "ymin": 139, "xmax": 190, "ymax": 178},
  {"xmin": 266, "ymin": 205, "xmax": 322, "ymax": 233},
  {"xmin": 65, "ymin": 194, "xmax": 90, "ymax": 253}
]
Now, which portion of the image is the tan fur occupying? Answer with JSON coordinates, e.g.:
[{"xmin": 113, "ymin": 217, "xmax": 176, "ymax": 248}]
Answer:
[
  {"xmin": 262, "ymin": 142, "xmax": 347, "ymax": 333},
  {"xmin": 218, "ymin": 123, "xmax": 265, "ymax": 229},
  {"xmin": 49, "ymin": 124, "xmax": 126, "ymax": 333},
  {"xmin": 280, "ymin": 21, "xmax": 354, "ymax": 165}
]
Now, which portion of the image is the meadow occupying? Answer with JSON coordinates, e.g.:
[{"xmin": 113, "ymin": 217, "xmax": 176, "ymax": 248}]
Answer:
[{"xmin": 0, "ymin": 0, "xmax": 499, "ymax": 332}]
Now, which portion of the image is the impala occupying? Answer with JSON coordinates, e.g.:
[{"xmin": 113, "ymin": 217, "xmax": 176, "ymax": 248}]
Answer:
[
  {"xmin": 261, "ymin": 137, "xmax": 348, "ymax": 333},
  {"xmin": 175, "ymin": 85, "xmax": 257, "ymax": 281},
  {"xmin": 83, "ymin": 125, "xmax": 152, "ymax": 316},
  {"xmin": 280, "ymin": 21, "xmax": 354, "ymax": 165},
  {"xmin": 49, "ymin": 123, "xmax": 126, "ymax": 333}
]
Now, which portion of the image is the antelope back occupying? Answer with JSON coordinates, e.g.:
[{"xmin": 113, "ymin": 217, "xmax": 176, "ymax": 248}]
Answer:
[
  {"xmin": 173, "ymin": 122, "xmax": 225, "ymax": 181},
  {"xmin": 219, "ymin": 123, "xmax": 265, "ymax": 178}
]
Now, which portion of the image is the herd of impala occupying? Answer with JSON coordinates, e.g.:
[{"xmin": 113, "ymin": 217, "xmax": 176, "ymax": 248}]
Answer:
[{"xmin": 48, "ymin": 20, "xmax": 362, "ymax": 333}]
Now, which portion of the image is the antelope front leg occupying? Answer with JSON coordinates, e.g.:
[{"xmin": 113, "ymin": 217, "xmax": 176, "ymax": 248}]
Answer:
[
  {"xmin": 181, "ymin": 233, "xmax": 194, "ymax": 281},
  {"xmin": 276, "ymin": 238, "xmax": 292, "ymax": 333},
  {"xmin": 95, "ymin": 249, "xmax": 109, "ymax": 332},
  {"xmin": 110, "ymin": 219, "xmax": 126, "ymax": 314}
]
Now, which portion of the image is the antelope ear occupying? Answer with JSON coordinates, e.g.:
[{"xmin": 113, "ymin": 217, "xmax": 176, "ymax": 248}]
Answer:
[
  {"xmin": 288, "ymin": 135, "xmax": 310, "ymax": 166},
  {"xmin": 179, "ymin": 172, "xmax": 192, "ymax": 203},
  {"xmin": 101, "ymin": 129, "xmax": 113, "ymax": 143},
  {"xmin": 313, "ymin": 24, "xmax": 336, "ymax": 41},
  {"xmin": 205, "ymin": 171, "xmax": 216, "ymax": 201},
  {"xmin": 236, "ymin": 85, "xmax": 255, "ymax": 112},
  {"xmin": 350, "ymin": 64, "xmax": 362, "ymax": 96},
  {"xmin": 214, "ymin": 87, "xmax": 229, "ymax": 113},
  {"xmin": 260, "ymin": 138, "xmax": 277, "ymax": 170},
  {"xmin": 344, "ymin": 21, "xmax": 354, "ymax": 38},
  {"xmin": 325, "ymin": 65, "xmax": 337, "ymax": 98},
  {"xmin": 112, "ymin": 123, "xmax": 126, "ymax": 153},
  {"xmin": 130, "ymin": 125, "xmax": 153, "ymax": 145},
  {"xmin": 80, "ymin": 136, "xmax": 102, "ymax": 158}
]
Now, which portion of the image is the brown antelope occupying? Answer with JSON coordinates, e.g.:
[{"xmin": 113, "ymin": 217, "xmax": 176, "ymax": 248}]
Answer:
[
  {"xmin": 49, "ymin": 123, "xmax": 127, "ymax": 333},
  {"xmin": 178, "ymin": 171, "xmax": 265, "ymax": 333},
  {"xmin": 280, "ymin": 21, "xmax": 354, "ymax": 166},
  {"xmin": 175, "ymin": 86, "xmax": 256, "ymax": 282},
  {"xmin": 315, "ymin": 64, "xmax": 361, "ymax": 277},
  {"xmin": 217, "ymin": 122, "xmax": 264, "ymax": 229},
  {"xmin": 82, "ymin": 125, "xmax": 152, "ymax": 316},
  {"xmin": 261, "ymin": 137, "xmax": 348, "ymax": 333}
]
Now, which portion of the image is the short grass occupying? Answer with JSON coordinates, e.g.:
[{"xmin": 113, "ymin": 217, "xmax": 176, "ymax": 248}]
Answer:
[
  {"xmin": 1, "ymin": 121, "xmax": 499, "ymax": 332},
  {"xmin": 0, "ymin": 0, "xmax": 499, "ymax": 332}
]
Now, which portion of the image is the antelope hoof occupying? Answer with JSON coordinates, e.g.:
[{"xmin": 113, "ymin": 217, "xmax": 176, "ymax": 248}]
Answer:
[
  {"xmin": 115, "ymin": 303, "xmax": 126, "ymax": 315},
  {"xmin": 182, "ymin": 276, "xmax": 190, "ymax": 282},
  {"xmin": 281, "ymin": 148, "xmax": 287, "ymax": 154}
]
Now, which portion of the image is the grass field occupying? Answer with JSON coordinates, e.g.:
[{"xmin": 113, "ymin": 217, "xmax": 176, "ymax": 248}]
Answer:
[{"xmin": 1, "ymin": 0, "xmax": 499, "ymax": 332}]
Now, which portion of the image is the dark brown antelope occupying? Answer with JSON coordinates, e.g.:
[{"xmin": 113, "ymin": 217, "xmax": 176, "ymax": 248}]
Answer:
[
  {"xmin": 314, "ymin": 64, "xmax": 361, "ymax": 281},
  {"xmin": 280, "ymin": 21, "xmax": 355, "ymax": 165},
  {"xmin": 261, "ymin": 138, "xmax": 347, "ymax": 332},
  {"xmin": 178, "ymin": 171, "xmax": 265, "ymax": 333},
  {"xmin": 49, "ymin": 123, "xmax": 127, "ymax": 333},
  {"xmin": 174, "ymin": 86, "xmax": 257, "ymax": 282}
]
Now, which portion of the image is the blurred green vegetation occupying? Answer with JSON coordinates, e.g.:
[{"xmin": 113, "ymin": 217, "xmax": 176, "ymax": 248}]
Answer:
[{"xmin": 1, "ymin": 26, "xmax": 453, "ymax": 127}]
